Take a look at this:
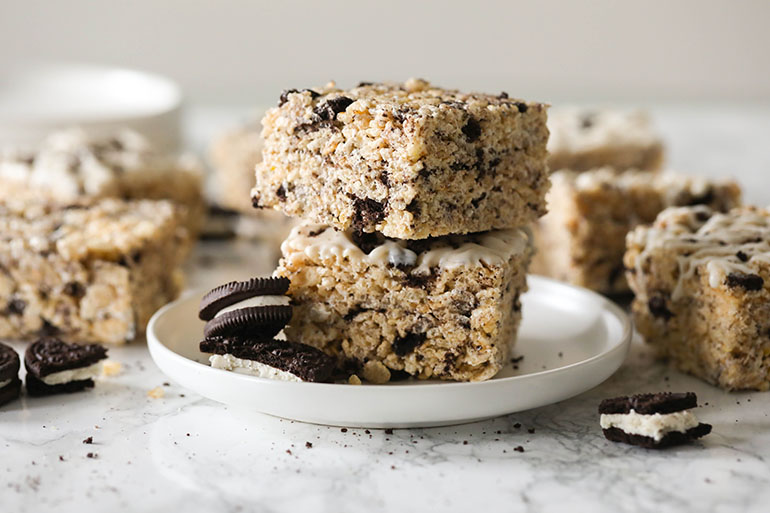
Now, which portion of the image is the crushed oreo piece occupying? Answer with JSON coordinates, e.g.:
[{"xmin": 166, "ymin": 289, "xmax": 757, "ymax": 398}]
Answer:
[
  {"xmin": 461, "ymin": 117, "xmax": 481, "ymax": 142},
  {"xmin": 392, "ymin": 332, "xmax": 426, "ymax": 356},
  {"xmin": 314, "ymin": 96, "xmax": 354, "ymax": 121},
  {"xmin": 351, "ymin": 196, "xmax": 387, "ymax": 232},
  {"xmin": 648, "ymin": 295, "xmax": 673, "ymax": 320},
  {"xmin": 725, "ymin": 272, "xmax": 764, "ymax": 291}
]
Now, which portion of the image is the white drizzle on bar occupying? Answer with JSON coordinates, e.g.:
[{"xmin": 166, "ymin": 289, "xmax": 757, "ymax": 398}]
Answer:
[
  {"xmin": 281, "ymin": 222, "xmax": 532, "ymax": 273},
  {"xmin": 628, "ymin": 205, "xmax": 770, "ymax": 300}
]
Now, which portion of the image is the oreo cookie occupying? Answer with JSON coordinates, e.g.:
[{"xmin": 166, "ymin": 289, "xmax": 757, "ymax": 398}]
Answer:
[
  {"xmin": 0, "ymin": 342, "xmax": 21, "ymax": 407},
  {"xmin": 203, "ymin": 305, "xmax": 292, "ymax": 339},
  {"xmin": 200, "ymin": 337, "xmax": 335, "ymax": 383},
  {"xmin": 24, "ymin": 337, "xmax": 108, "ymax": 396},
  {"xmin": 599, "ymin": 392, "xmax": 711, "ymax": 449},
  {"xmin": 199, "ymin": 277, "xmax": 290, "ymax": 321}
]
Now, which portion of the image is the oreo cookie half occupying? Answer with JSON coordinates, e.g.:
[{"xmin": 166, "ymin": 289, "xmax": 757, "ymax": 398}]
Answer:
[
  {"xmin": 200, "ymin": 337, "xmax": 335, "ymax": 383},
  {"xmin": 203, "ymin": 305, "xmax": 293, "ymax": 339},
  {"xmin": 199, "ymin": 277, "xmax": 291, "ymax": 321},
  {"xmin": 599, "ymin": 392, "xmax": 711, "ymax": 449},
  {"xmin": 0, "ymin": 342, "xmax": 21, "ymax": 406},
  {"xmin": 24, "ymin": 337, "xmax": 108, "ymax": 397}
]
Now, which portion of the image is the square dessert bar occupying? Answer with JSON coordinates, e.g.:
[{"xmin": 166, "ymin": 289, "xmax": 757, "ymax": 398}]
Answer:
[
  {"xmin": 208, "ymin": 120, "xmax": 297, "ymax": 244},
  {"xmin": 277, "ymin": 222, "xmax": 533, "ymax": 382},
  {"xmin": 532, "ymin": 168, "xmax": 741, "ymax": 294},
  {"xmin": 252, "ymin": 79, "xmax": 550, "ymax": 239},
  {"xmin": 0, "ymin": 198, "xmax": 191, "ymax": 344},
  {"xmin": 625, "ymin": 205, "xmax": 770, "ymax": 390},
  {"xmin": 547, "ymin": 109, "xmax": 664, "ymax": 172},
  {"xmin": 0, "ymin": 128, "xmax": 205, "ymax": 234}
]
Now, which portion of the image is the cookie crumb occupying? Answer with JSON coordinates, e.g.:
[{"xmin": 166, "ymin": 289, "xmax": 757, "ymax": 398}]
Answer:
[
  {"xmin": 384, "ymin": 428, "xmax": 394, "ymax": 435},
  {"xmin": 147, "ymin": 386, "xmax": 164, "ymax": 399},
  {"xmin": 101, "ymin": 360, "xmax": 122, "ymax": 377},
  {"xmin": 341, "ymin": 428, "xmax": 348, "ymax": 433},
  {"xmin": 514, "ymin": 446, "xmax": 525, "ymax": 453},
  {"xmin": 82, "ymin": 437, "xmax": 93, "ymax": 445},
  {"xmin": 362, "ymin": 361, "xmax": 391, "ymax": 384},
  {"xmin": 305, "ymin": 442, "xmax": 313, "ymax": 448},
  {"xmin": 86, "ymin": 452, "xmax": 97, "ymax": 459},
  {"xmin": 528, "ymin": 428, "xmax": 535, "ymax": 434}
]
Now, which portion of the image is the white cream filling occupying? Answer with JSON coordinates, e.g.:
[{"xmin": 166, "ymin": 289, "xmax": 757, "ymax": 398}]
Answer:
[
  {"xmin": 209, "ymin": 354, "xmax": 302, "ymax": 382},
  {"xmin": 600, "ymin": 409, "xmax": 699, "ymax": 441},
  {"xmin": 0, "ymin": 379, "xmax": 11, "ymax": 388},
  {"xmin": 40, "ymin": 362, "xmax": 103, "ymax": 386},
  {"xmin": 214, "ymin": 295, "xmax": 290, "ymax": 318}
]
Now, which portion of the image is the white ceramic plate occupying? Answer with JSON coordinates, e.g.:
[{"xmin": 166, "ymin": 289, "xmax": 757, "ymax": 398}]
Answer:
[
  {"xmin": 148, "ymin": 276, "xmax": 631, "ymax": 428},
  {"xmin": 0, "ymin": 63, "xmax": 182, "ymax": 152}
]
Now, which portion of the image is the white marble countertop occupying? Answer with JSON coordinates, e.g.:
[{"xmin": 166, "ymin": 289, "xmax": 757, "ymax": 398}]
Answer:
[{"xmin": 2, "ymin": 105, "xmax": 770, "ymax": 513}]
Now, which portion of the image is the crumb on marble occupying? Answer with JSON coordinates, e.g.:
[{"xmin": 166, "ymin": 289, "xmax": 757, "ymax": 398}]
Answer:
[
  {"xmin": 147, "ymin": 386, "xmax": 165, "ymax": 399},
  {"xmin": 82, "ymin": 437, "xmax": 93, "ymax": 444},
  {"xmin": 101, "ymin": 360, "xmax": 122, "ymax": 377}
]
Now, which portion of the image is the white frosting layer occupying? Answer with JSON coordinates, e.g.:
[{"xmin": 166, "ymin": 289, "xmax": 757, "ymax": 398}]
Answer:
[
  {"xmin": 281, "ymin": 223, "xmax": 531, "ymax": 272},
  {"xmin": 41, "ymin": 362, "xmax": 103, "ymax": 386},
  {"xmin": 0, "ymin": 379, "xmax": 11, "ymax": 388},
  {"xmin": 628, "ymin": 206, "xmax": 770, "ymax": 300},
  {"xmin": 600, "ymin": 409, "xmax": 700, "ymax": 442},
  {"xmin": 209, "ymin": 354, "xmax": 301, "ymax": 382},
  {"xmin": 214, "ymin": 295, "xmax": 290, "ymax": 318}
]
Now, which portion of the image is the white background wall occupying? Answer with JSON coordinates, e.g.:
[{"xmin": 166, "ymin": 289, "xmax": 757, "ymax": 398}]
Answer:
[{"xmin": 1, "ymin": 0, "xmax": 768, "ymax": 105}]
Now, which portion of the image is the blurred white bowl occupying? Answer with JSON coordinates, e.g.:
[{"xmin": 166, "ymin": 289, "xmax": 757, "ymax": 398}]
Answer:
[{"xmin": 0, "ymin": 63, "xmax": 182, "ymax": 152}]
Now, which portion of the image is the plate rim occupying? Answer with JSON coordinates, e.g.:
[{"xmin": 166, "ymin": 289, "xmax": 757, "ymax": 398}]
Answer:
[{"xmin": 147, "ymin": 275, "xmax": 632, "ymax": 392}]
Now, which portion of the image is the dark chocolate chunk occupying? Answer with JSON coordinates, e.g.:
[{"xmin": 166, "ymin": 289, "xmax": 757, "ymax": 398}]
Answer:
[
  {"xmin": 513, "ymin": 102, "xmax": 528, "ymax": 113},
  {"xmin": 602, "ymin": 423, "xmax": 711, "ymax": 449},
  {"xmin": 392, "ymin": 332, "xmax": 426, "ymax": 356},
  {"xmin": 199, "ymin": 337, "xmax": 335, "ymax": 383},
  {"xmin": 402, "ymin": 271, "xmax": 435, "ymax": 290},
  {"xmin": 648, "ymin": 295, "xmax": 673, "ymax": 320},
  {"xmin": 314, "ymin": 96, "xmax": 354, "ymax": 121},
  {"xmin": 497, "ymin": 92, "xmax": 509, "ymax": 99},
  {"xmin": 598, "ymin": 392, "xmax": 698, "ymax": 415},
  {"xmin": 5, "ymin": 297, "xmax": 26, "ymax": 315},
  {"xmin": 203, "ymin": 306, "xmax": 292, "ymax": 339},
  {"xmin": 350, "ymin": 229, "xmax": 383, "ymax": 255},
  {"xmin": 276, "ymin": 185, "xmax": 287, "ymax": 201},
  {"xmin": 725, "ymin": 272, "xmax": 764, "ymax": 291},
  {"xmin": 24, "ymin": 337, "xmax": 107, "ymax": 379},
  {"xmin": 405, "ymin": 199, "xmax": 420, "ymax": 218},
  {"xmin": 351, "ymin": 196, "xmax": 387, "ymax": 232},
  {"xmin": 461, "ymin": 117, "xmax": 481, "ymax": 142},
  {"xmin": 388, "ymin": 369, "xmax": 412, "ymax": 381},
  {"xmin": 579, "ymin": 113, "xmax": 595, "ymax": 129},
  {"xmin": 736, "ymin": 251, "xmax": 749, "ymax": 262},
  {"xmin": 199, "ymin": 277, "xmax": 291, "ymax": 321},
  {"xmin": 63, "ymin": 282, "xmax": 86, "ymax": 299},
  {"xmin": 278, "ymin": 89, "xmax": 299, "ymax": 106},
  {"xmin": 470, "ymin": 193, "xmax": 486, "ymax": 208}
]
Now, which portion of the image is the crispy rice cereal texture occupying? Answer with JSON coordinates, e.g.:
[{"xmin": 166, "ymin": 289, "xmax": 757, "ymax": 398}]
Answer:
[
  {"xmin": 532, "ymin": 168, "xmax": 741, "ymax": 293},
  {"xmin": 625, "ymin": 205, "xmax": 770, "ymax": 390},
  {"xmin": 252, "ymin": 79, "xmax": 549, "ymax": 240},
  {"xmin": 277, "ymin": 222, "xmax": 533, "ymax": 382},
  {"xmin": 0, "ymin": 198, "xmax": 191, "ymax": 344}
]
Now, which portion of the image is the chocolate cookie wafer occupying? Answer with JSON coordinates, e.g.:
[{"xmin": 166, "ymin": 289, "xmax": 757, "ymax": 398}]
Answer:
[
  {"xmin": 199, "ymin": 277, "xmax": 290, "ymax": 321},
  {"xmin": 200, "ymin": 337, "xmax": 335, "ymax": 383},
  {"xmin": 0, "ymin": 342, "xmax": 21, "ymax": 406},
  {"xmin": 203, "ymin": 305, "xmax": 292, "ymax": 339},
  {"xmin": 599, "ymin": 392, "xmax": 711, "ymax": 449},
  {"xmin": 24, "ymin": 337, "xmax": 108, "ymax": 396}
]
